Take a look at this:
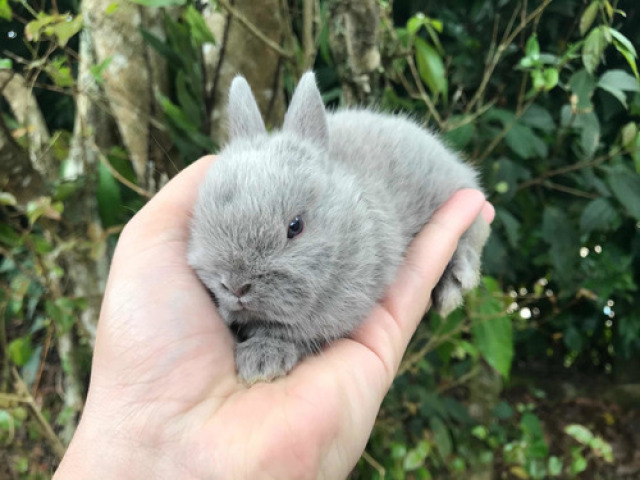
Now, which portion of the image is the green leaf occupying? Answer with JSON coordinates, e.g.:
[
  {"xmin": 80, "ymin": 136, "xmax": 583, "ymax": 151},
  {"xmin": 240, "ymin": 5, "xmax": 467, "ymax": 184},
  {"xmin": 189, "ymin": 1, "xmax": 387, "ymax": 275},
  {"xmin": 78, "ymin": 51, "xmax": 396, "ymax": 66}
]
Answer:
[
  {"xmin": 140, "ymin": 28, "xmax": 183, "ymax": 65},
  {"xmin": 531, "ymin": 69, "xmax": 545, "ymax": 91},
  {"xmin": 46, "ymin": 298, "xmax": 75, "ymax": 333},
  {"xmin": 607, "ymin": 169, "xmax": 640, "ymax": 220},
  {"xmin": 505, "ymin": 123, "xmax": 547, "ymax": 159},
  {"xmin": 176, "ymin": 70, "xmax": 202, "ymax": 128},
  {"xmin": 574, "ymin": 111, "xmax": 600, "ymax": 157},
  {"xmin": 579, "ymin": 198, "xmax": 619, "ymax": 232},
  {"xmin": 570, "ymin": 69, "xmax": 596, "ymax": 110},
  {"xmin": 609, "ymin": 28, "xmax": 637, "ymax": 59},
  {"xmin": 494, "ymin": 181, "xmax": 509, "ymax": 194},
  {"xmin": 184, "ymin": 5, "xmax": 215, "ymax": 45},
  {"xmin": 430, "ymin": 417, "xmax": 452, "ymax": 458},
  {"xmin": 521, "ymin": 412, "xmax": 545, "ymax": 440},
  {"xmin": 609, "ymin": 29, "xmax": 638, "ymax": 79},
  {"xmin": 548, "ymin": 456, "xmax": 563, "ymax": 476},
  {"xmin": 521, "ymin": 104, "xmax": 556, "ymax": 133},
  {"xmin": 7, "ymin": 337, "xmax": 33, "ymax": 367},
  {"xmin": 0, "ymin": 58, "xmax": 12, "ymax": 69},
  {"xmin": 415, "ymin": 37, "xmax": 447, "ymax": 97},
  {"xmin": 571, "ymin": 449, "xmax": 588, "ymax": 475},
  {"xmin": 612, "ymin": 43, "xmax": 639, "ymax": 80},
  {"xmin": 582, "ymin": 26, "xmax": 609, "ymax": 74},
  {"xmin": 599, "ymin": 69, "xmax": 640, "ymax": 92},
  {"xmin": 496, "ymin": 209, "xmax": 520, "ymax": 248},
  {"xmin": 565, "ymin": 424, "xmax": 594, "ymax": 444},
  {"xmin": 45, "ymin": 57, "xmax": 74, "ymax": 88},
  {"xmin": 542, "ymin": 206, "xmax": 578, "ymax": 279},
  {"xmin": 26, "ymin": 197, "xmax": 63, "ymax": 224},
  {"xmin": 579, "ymin": 2, "xmax": 598, "ymax": 36},
  {"xmin": 525, "ymin": 34, "xmax": 540, "ymax": 59},
  {"xmin": 129, "ymin": 0, "xmax": 186, "ymax": 7},
  {"xmin": 470, "ymin": 278, "xmax": 513, "ymax": 378},
  {"xmin": 0, "ymin": 410, "xmax": 12, "ymax": 431},
  {"xmin": 0, "ymin": 0, "xmax": 12, "ymax": 20},
  {"xmin": 97, "ymin": 160, "xmax": 122, "ymax": 228},
  {"xmin": 542, "ymin": 67, "xmax": 559, "ymax": 90},
  {"xmin": 406, "ymin": 13, "xmax": 426, "ymax": 36},
  {"xmin": 563, "ymin": 325, "xmax": 583, "ymax": 353},
  {"xmin": 89, "ymin": 57, "xmax": 113, "ymax": 85},
  {"xmin": 403, "ymin": 440, "xmax": 431, "ymax": 471},
  {"xmin": 597, "ymin": 69, "xmax": 640, "ymax": 107},
  {"xmin": 590, "ymin": 436, "xmax": 614, "ymax": 462},
  {"xmin": 25, "ymin": 13, "xmax": 83, "ymax": 47},
  {"xmin": 105, "ymin": 1, "xmax": 119, "ymax": 14},
  {"xmin": 621, "ymin": 122, "xmax": 637, "ymax": 150},
  {"xmin": 48, "ymin": 14, "xmax": 83, "ymax": 47},
  {"xmin": 0, "ymin": 224, "xmax": 22, "ymax": 247},
  {"xmin": 493, "ymin": 401, "xmax": 514, "ymax": 420},
  {"xmin": 0, "ymin": 192, "xmax": 17, "ymax": 206},
  {"xmin": 442, "ymin": 116, "xmax": 474, "ymax": 149}
]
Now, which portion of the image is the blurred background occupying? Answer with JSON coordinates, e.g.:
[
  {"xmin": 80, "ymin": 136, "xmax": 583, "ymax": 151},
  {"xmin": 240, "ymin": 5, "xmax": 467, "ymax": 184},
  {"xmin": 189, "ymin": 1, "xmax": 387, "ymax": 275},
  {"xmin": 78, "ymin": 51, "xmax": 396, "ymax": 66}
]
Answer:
[{"xmin": 1, "ymin": 0, "xmax": 639, "ymax": 478}]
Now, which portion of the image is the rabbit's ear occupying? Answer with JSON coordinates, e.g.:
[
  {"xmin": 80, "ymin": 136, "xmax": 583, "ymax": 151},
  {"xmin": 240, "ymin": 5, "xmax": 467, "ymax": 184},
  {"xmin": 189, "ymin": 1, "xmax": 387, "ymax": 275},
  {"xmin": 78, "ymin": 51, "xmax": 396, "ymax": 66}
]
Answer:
[
  {"xmin": 283, "ymin": 72, "xmax": 328, "ymax": 149},
  {"xmin": 228, "ymin": 75, "xmax": 267, "ymax": 140}
]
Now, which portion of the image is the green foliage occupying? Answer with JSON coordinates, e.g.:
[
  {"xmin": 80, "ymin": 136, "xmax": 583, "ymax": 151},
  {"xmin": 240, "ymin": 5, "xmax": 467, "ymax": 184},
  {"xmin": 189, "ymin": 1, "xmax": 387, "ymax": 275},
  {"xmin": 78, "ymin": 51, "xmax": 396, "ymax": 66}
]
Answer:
[
  {"xmin": 141, "ymin": 6, "xmax": 217, "ymax": 163},
  {"xmin": 25, "ymin": 12, "xmax": 83, "ymax": 47},
  {"xmin": 355, "ymin": 0, "xmax": 640, "ymax": 476},
  {"xmin": 469, "ymin": 278, "xmax": 514, "ymax": 378},
  {"xmin": 1, "ymin": 0, "xmax": 639, "ymax": 476}
]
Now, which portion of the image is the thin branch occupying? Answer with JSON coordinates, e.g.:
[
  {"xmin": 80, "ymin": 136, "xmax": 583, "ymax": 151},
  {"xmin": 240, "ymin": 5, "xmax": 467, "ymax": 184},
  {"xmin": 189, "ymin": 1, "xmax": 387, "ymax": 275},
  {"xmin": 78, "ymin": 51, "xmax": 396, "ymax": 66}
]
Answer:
[
  {"xmin": 475, "ymin": 93, "xmax": 540, "ymax": 164},
  {"xmin": 362, "ymin": 450, "xmax": 386, "ymax": 478},
  {"xmin": 217, "ymin": 0, "xmax": 294, "ymax": 60},
  {"xmin": 517, "ymin": 149, "xmax": 619, "ymax": 190},
  {"xmin": 302, "ymin": 0, "xmax": 315, "ymax": 69},
  {"xmin": 399, "ymin": 299, "xmax": 510, "ymax": 376},
  {"xmin": 0, "ymin": 393, "xmax": 27, "ymax": 404},
  {"xmin": 437, "ymin": 365, "xmax": 481, "ymax": 394},
  {"xmin": 465, "ymin": 0, "xmax": 552, "ymax": 114},
  {"xmin": 92, "ymin": 142, "xmax": 153, "ymax": 198},
  {"xmin": 12, "ymin": 368, "xmax": 66, "ymax": 459},
  {"xmin": 406, "ymin": 54, "xmax": 444, "ymax": 130},
  {"xmin": 543, "ymin": 182, "xmax": 601, "ymax": 199},
  {"xmin": 31, "ymin": 325, "xmax": 53, "ymax": 398}
]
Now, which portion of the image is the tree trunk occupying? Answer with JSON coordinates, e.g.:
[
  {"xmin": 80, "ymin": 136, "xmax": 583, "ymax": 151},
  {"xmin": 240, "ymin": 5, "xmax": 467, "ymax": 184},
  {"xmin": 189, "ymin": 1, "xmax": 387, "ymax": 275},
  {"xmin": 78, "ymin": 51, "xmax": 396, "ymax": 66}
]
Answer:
[
  {"xmin": 328, "ymin": 0, "xmax": 381, "ymax": 105},
  {"xmin": 204, "ymin": 0, "xmax": 286, "ymax": 142}
]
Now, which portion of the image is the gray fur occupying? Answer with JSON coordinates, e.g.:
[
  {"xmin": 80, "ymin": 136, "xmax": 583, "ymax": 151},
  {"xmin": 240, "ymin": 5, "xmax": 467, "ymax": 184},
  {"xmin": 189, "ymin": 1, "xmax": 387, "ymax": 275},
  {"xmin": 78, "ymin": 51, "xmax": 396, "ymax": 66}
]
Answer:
[{"xmin": 188, "ymin": 72, "xmax": 490, "ymax": 383}]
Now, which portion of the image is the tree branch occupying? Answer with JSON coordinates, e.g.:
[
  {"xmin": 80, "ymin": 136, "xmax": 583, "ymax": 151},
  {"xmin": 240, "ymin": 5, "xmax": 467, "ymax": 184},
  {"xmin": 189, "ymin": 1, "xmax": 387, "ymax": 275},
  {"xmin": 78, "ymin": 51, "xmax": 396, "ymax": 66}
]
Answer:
[
  {"xmin": 217, "ymin": 0, "xmax": 294, "ymax": 59},
  {"xmin": 12, "ymin": 369, "xmax": 66, "ymax": 459},
  {"xmin": 465, "ymin": 0, "xmax": 553, "ymax": 114},
  {"xmin": 302, "ymin": 0, "xmax": 315, "ymax": 69},
  {"xmin": 0, "ymin": 115, "xmax": 45, "ymax": 203}
]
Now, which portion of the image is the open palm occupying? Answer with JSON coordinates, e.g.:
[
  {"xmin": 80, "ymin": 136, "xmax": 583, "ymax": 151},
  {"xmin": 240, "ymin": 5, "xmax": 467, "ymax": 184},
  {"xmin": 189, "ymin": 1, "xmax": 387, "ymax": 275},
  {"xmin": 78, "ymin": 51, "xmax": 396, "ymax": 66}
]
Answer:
[{"xmin": 55, "ymin": 156, "xmax": 492, "ymax": 480}]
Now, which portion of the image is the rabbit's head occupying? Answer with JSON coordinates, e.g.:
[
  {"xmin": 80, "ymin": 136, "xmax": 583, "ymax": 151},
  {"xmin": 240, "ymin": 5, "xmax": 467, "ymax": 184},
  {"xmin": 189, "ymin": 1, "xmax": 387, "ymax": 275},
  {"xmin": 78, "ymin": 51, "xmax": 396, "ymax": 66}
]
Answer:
[{"xmin": 189, "ymin": 73, "xmax": 388, "ymax": 334}]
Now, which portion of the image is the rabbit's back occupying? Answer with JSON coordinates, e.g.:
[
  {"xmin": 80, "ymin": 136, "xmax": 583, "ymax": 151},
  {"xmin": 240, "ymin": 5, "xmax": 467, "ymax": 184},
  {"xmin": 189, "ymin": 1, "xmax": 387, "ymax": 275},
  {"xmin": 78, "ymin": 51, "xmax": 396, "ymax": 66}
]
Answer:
[{"xmin": 327, "ymin": 110, "xmax": 479, "ymax": 243}]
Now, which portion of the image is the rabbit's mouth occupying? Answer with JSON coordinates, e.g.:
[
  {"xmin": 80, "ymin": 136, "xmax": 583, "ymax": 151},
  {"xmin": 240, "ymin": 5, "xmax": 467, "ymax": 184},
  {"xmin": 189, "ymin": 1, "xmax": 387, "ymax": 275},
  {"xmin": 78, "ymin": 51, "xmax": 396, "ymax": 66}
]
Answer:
[{"xmin": 227, "ymin": 299, "xmax": 252, "ymax": 312}]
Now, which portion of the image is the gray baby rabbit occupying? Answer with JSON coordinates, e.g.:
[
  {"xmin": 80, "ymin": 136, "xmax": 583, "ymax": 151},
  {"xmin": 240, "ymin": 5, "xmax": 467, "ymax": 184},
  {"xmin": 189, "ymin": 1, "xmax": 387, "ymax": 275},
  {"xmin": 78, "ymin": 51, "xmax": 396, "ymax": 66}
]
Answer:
[{"xmin": 188, "ymin": 72, "xmax": 490, "ymax": 384}]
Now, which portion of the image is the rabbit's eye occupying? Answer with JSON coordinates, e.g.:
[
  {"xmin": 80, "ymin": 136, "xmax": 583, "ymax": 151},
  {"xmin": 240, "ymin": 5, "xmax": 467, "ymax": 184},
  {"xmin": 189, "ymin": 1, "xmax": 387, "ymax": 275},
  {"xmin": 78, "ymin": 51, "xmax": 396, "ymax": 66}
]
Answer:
[{"xmin": 287, "ymin": 216, "xmax": 304, "ymax": 239}]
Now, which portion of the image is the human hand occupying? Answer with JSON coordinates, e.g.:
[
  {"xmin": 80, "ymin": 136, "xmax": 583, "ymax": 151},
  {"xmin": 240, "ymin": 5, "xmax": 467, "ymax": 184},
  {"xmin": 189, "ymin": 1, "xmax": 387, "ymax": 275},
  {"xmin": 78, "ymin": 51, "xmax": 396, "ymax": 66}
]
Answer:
[{"xmin": 54, "ymin": 155, "xmax": 494, "ymax": 480}]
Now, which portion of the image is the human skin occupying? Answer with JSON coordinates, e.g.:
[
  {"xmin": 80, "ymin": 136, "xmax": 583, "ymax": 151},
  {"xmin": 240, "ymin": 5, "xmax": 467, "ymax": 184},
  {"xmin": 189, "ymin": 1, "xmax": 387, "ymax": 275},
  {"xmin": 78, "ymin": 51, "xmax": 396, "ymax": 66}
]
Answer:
[{"xmin": 54, "ymin": 155, "xmax": 494, "ymax": 480}]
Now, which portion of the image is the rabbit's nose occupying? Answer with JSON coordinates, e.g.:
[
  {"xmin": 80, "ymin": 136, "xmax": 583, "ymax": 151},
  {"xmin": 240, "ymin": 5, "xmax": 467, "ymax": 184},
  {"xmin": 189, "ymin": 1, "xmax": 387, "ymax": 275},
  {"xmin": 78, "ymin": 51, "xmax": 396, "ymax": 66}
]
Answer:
[{"xmin": 221, "ymin": 281, "xmax": 252, "ymax": 298}]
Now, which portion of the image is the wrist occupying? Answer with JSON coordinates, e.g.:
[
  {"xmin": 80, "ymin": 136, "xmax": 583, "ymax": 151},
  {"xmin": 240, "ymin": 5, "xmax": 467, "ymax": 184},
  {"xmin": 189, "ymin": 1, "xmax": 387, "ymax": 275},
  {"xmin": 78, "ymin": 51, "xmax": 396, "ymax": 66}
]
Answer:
[{"xmin": 53, "ymin": 418, "xmax": 187, "ymax": 480}]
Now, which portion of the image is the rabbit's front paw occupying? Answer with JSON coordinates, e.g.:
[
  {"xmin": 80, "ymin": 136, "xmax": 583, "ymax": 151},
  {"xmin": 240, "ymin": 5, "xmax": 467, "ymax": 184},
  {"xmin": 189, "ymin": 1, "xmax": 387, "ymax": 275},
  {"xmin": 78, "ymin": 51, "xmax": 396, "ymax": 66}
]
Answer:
[
  {"xmin": 433, "ymin": 251, "xmax": 480, "ymax": 317},
  {"xmin": 235, "ymin": 336, "xmax": 301, "ymax": 384}
]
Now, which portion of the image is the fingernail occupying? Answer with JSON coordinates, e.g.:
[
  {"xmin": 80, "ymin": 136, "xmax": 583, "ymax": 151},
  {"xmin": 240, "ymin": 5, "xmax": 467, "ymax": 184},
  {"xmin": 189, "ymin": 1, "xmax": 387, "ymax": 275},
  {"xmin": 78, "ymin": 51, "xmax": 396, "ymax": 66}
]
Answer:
[{"xmin": 481, "ymin": 202, "xmax": 495, "ymax": 224}]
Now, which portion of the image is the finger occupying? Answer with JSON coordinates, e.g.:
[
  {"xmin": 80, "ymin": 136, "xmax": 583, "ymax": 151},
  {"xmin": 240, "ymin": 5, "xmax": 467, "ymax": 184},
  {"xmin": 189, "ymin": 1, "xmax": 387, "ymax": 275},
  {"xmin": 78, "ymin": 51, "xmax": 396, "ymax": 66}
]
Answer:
[
  {"xmin": 383, "ymin": 189, "xmax": 487, "ymax": 340},
  {"xmin": 481, "ymin": 200, "xmax": 495, "ymax": 224},
  {"xmin": 287, "ymin": 190, "xmax": 490, "ymax": 461},
  {"xmin": 300, "ymin": 189, "xmax": 489, "ymax": 391}
]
